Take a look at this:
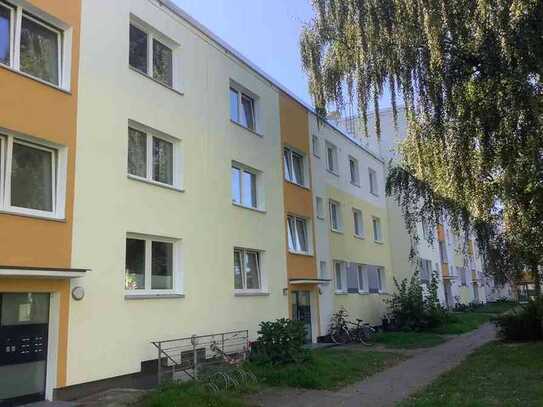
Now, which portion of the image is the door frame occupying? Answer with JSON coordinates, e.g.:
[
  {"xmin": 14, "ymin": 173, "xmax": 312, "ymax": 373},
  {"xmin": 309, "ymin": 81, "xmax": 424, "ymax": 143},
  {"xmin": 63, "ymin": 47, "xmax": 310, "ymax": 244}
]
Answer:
[{"xmin": 45, "ymin": 292, "xmax": 59, "ymax": 401}]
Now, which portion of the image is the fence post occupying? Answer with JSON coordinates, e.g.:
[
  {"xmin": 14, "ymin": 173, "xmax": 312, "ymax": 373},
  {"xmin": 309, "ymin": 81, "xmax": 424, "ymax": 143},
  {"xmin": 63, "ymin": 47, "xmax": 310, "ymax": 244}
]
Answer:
[{"xmin": 157, "ymin": 342, "xmax": 162, "ymax": 385}]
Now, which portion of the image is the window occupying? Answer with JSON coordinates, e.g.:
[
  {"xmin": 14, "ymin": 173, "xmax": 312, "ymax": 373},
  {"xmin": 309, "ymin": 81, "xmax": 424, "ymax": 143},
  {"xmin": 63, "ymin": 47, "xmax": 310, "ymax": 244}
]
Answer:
[
  {"xmin": 287, "ymin": 215, "xmax": 310, "ymax": 254},
  {"xmin": 372, "ymin": 217, "xmax": 383, "ymax": 242},
  {"xmin": 334, "ymin": 261, "xmax": 346, "ymax": 293},
  {"xmin": 312, "ymin": 135, "xmax": 320, "ymax": 157},
  {"xmin": 458, "ymin": 266, "xmax": 467, "ymax": 286},
  {"xmin": 230, "ymin": 86, "xmax": 256, "ymax": 132},
  {"xmin": 349, "ymin": 156, "xmax": 360, "ymax": 186},
  {"xmin": 421, "ymin": 218, "xmax": 432, "ymax": 241},
  {"xmin": 129, "ymin": 23, "xmax": 174, "ymax": 87},
  {"xmin": 315, "ymin": 196, "xmax": 324, "ymax": 220},
  {"xmin": 283, "ymin": 147, "xmax": 305, "ymax": 186},
  {"xmin": 439, "ymin": 241, "xmax": 448, "ymax": 264},
  {"xmin": 125, "ymin": 235, "xmax": 180, "ymax": 294},
  {"xmin": 326, "ymin": 142, "xmax": 338, "ymax": 174},
  {"xmin": 353, "ymin": 208, "xmax": 364, "ymax": 238},
  {"xmin": 231, "ymin": 163, "xmax": 260, "ymax": 209},
  {"xmin": 329, "ymin": 200, "xmax": 342, "ymax": 232},
  {"xmin": 128, "ymin": 125, "xmax": 180, "ymax": 188},
  {"xmin": 0, "ymin": 3, "xmax": 67, "ymax": 88},
  {"xmin": 420, "ymin": 258, "xmax": 432, "ymax": 283},
  {"xmin": 369, "ymin": 168, "xmax": 379, "ymax": 195},
  {"xmin": 234, "ymin": 248, "xmax": 262, "ymax": 290},
  {"xmin": 0, "ymin": 133, "xmax": 66, "ymax": 218}
]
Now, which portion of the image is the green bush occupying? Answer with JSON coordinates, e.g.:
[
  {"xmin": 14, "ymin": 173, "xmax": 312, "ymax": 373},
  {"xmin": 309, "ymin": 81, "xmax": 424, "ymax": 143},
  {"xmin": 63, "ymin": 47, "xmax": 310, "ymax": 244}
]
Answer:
[
  {"xmin": 249, "ymin": 318, "xmax": 309, "ymax": 365},
  {"xmin": 495, "ymin": 298, "xmax": 543, "ymax": 341},
  {"xmin": 386, "ymin": 271, "xmax": 448, "ymax": 330}
]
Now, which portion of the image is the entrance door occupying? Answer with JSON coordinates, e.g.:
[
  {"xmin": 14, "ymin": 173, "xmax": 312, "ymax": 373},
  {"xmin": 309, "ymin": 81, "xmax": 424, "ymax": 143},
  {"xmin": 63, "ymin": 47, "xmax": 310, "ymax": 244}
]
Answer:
[
  {"xmin": 291, "ymin": 291, "xmax": 312, "ymax": 343},
  {"xmin": 0, "ymin": 293, "xmax": 50, "ymax": 406}
]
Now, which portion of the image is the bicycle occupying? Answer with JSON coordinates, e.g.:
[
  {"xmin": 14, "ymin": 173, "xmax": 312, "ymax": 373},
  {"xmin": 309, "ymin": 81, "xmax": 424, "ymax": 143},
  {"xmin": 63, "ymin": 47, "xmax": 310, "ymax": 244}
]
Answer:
[{"xmin": 329, "ymin": 308, "xmax": 376, "ymax": 346}]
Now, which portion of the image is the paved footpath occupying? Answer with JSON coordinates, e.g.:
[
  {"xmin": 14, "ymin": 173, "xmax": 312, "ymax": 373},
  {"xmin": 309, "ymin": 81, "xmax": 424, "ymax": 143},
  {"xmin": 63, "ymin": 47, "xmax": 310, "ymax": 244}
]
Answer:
[{"xmin": 247, "ymin": 323, "xmax": 497, "ymax": 407}]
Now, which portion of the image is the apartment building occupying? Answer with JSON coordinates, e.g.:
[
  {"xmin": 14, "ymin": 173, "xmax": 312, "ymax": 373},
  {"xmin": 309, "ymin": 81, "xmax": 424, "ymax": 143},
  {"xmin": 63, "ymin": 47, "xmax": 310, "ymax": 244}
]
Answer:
[
  {"xmin": 66, "ymin": 0, "xmax": 289, "ymax": 397},
  {"xmin": 309, "ymin": 116, "xmax": 392, "ymax": 333},
  {"xmin": 0, "ymin": 0, "xmax": 82, "ymax": 403}
]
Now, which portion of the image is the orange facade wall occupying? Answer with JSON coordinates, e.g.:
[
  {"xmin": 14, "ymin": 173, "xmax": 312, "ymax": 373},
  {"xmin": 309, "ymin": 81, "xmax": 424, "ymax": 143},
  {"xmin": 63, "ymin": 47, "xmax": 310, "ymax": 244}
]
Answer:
[
  {"xmin": 279, "ymin": 92, "xmax": 317, "ymax": 281},
  {"xmin": 0, "ymin": 0, "xmax": 81, "ymax": 268}
]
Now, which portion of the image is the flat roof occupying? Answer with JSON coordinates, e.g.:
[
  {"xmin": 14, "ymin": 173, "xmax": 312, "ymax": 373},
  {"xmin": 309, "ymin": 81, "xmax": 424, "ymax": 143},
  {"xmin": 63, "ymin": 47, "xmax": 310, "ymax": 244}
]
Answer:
[{"xmin": 159, "ymin": 0, "xmax": 383, "ymax": 163}]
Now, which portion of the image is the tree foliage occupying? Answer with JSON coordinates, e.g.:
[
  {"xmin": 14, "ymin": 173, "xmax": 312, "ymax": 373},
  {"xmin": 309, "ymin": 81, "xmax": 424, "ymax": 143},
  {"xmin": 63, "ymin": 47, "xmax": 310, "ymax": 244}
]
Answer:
[{"xmin": 301, "ymin": 0, "xmax": 543, "ymax": 289}]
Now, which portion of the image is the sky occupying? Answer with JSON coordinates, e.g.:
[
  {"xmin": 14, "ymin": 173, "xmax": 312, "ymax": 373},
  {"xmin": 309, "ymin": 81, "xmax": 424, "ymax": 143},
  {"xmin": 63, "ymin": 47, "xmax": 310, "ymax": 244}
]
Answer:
[{"xmin": 171, "ymin": 0, "xmax": 316, "ymax": 107}]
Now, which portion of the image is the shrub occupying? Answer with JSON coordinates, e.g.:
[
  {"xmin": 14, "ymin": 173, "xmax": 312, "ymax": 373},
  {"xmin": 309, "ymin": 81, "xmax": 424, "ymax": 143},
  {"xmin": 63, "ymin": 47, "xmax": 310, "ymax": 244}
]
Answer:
[
  {"xmin": 495, "ymin": 298, "xmax": 543, "ymax": 341},
  {"xmin": 386, "ymin": 270, "xmax": 448, "ymax": 330},
  {"xmin": 249, "ymin": 318, "xmax": 309, "ymax": 365}
]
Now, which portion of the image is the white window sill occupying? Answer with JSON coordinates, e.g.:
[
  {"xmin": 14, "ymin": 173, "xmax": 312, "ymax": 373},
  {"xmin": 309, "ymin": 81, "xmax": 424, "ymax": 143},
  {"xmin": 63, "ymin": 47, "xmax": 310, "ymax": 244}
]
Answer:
[
  {"xmin": 128, "ymin": 175, "xmax": 185, "ymax": 192},
  {"xmin": 358, "ymin": 291, "xmax": 370, "ymax": 295},
  {"xmin": 335, "ymin": 291, "xmax": 348, "ymax": 295},
  {"xmin": 350, "ymin": 181, "xmax": 361, "ymax": 188},
  {"xmin": 129, "ymin": 66, "xmax": 184, "ymax": 96},
  {"xmin": 326, "ymin": 169, "xmax": 339, "ymax": 177},
  {"xmin": 331, "ymin": 228, "xmax": 344, "ymax": 235},
  {"xmin": 0, "ymin": 208, "xmax": 65, "ymax": 222},
  {"xmin": 317, "ymin": 215, "xmax": 325, "ymax": 221},
  {"xmin": 230, "ymin": 119, "xmax": 263, "ymax": 137},
  {"xmin": 370, "ymin": 192, "xmax": 380, "ymax": 197},
  {"xmin": 234, "ymin": 290, "xmax": 270, "ymax": 297},
  {"xmin": 0, "ymin": 63, "xmax": 71, "ymax": 94},
  {"xmin": 284, "ymin": 179, "xmax": 310, "ymax": 190},
  {"xmin": 374, "ymin": 240, "xmax": 384, "ymax": 245},
  {"xmin": 354, "ymin": 234, "xmax": 365, "ymax": 240},
  {"xmin": 288, "ymin": 250, "xmax": 313, "ymax": 257},
  {"xmin": 125, "ymin": 293, "xmax": 185, "ymax": 300},
  {"xmin": 232, "ymin": 202, "xmax": 266, "ymax": 214}
]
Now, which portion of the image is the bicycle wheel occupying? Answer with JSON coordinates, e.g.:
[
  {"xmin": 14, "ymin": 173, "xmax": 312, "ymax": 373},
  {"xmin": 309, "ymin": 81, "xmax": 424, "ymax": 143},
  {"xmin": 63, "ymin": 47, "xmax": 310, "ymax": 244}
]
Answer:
[
  {"xmin": 330, "ymin": 329, "xmax": 349, "ymax": 345},
  {"xmin": 359, "ymin": 325, "xmax": 376, "ymax": 346}
]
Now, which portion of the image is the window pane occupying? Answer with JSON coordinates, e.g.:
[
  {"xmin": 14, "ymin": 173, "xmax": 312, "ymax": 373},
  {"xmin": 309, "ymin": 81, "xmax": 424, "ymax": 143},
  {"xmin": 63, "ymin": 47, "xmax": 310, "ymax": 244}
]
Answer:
[
  {"xmin": 11, "ymin": 142, "xmax": 53, "ymax": 211},
  {"xmin": 240, "ymin": 94, "xmax": 255, "ymax": 130},
  {"xmin": 128, "ymin": 128, "xmax": 147, "ymax": 178},
  {"xmin": 335, "ymin": 263, "xmax": 342, "ymax": 290},
  {"xmin": 358, "ymin": 265, "xmax": 365, "ymax": 290},
  {"xmin": 296, "ymin": 218, "xmax": 307, "ymax": 252},
  {"xmin": 287, "ymin": 216, "xmax": 296, "ymax": 251},
  {"xmin": 245, "ymin": 251, "xmax": 260, "ymax": 289},
  {"xmin": 0, "ymin": 5, "xmax": 10, "ymax": 65},
  {"xmin": 129, "ymin": 24, "xmax": 147, "ymax": 73},
  {"xmin": 20, "ymin": 16, "xmax": 59, "ymax": 85},
  {"xmin": 327, "ymin": 147, "xmax": 335, "ymax": 171},
  {"xmin": 231, "ymin": 167, "xmax": 241, "ymax": 204},
  {"xmin": 234, "ymin": 250, "xmax": 243, "ymax": 289},
  {"xmin": 229, "ymin": 88, "xmax": 239, "ymax": 122},
  {"xmin": 241, "ymin": 170, "xmax": 256, "ymax": 208},
  {"xmin": 354, "ymin": 211, "xmax": 361, "ymax": 235},
  {"xmin": 152, "ymin": 137, "xmax": 173, "ymax": 185},
  {"xmin": 152, "ymin": 241, "xmax": 173, "ymax": 289},
  {"xmin": 283, "ymin": 149, "xmax": 293, "ymax": 181},
  {"xmin": 125, "ymin": 239, "xmax": 145, "ymax": 290},
  {"xmin": 312, "ymin": 135, "xmax": 319, "ymax": 156},
  {"xmin": 350, "ymin": 159, "xmax": 358, "ymax": 184},
  {"xmin": 292, "ymin": 152, "xmax": 304, "ymax": 185},
  {"xmin": 330, "ymin": 202, "xmax": 338, "ymax": 229},
  {"xmin": 153, "ymin": 38, "xmax": 172, "ymax": 86}
]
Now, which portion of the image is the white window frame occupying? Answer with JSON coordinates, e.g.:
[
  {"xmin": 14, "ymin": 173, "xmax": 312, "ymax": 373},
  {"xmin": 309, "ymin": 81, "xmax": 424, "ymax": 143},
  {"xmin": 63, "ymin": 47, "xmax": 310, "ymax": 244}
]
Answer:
[
  {"xmin": 334, "ymin": 261, "xmax": 347, "ymax": 293},
  {"xmin": 353, "ymin": 208, "xmax": 364, "ymax": 238},
  {"xmin": 357, "ymin": 264, "xmax": 368, "ymax": 293},
  {"xmin": 287, "ymin": 215, "xmax": 311, "ymax": 255},
  {"xmin": 372, "ymin": 216, "xmax": 383, "ymax": 242},
  {"xmin": 325, "ymin": 141, "xmax": 338, "ymax": 175},
  {"xmin": 233, "ymin": 247, "xmax": 265, "ymax": 293},
  {"xmin": 124, "ymin": 233, "xmax": 182, "ymax": 297},
  {"xmin": 349, "ymin": 156, "xmax": 360, "ymax": 186},
  {"xmin": 376, "ymin": 267, "xmax": 385, "ymax": 292},
  {"xmin": 369, "ymin": 168, "xmax": 379, "ymax": 196},
  {"xmin": 329, "ymin": 199, "xmax": 342, "ymax": 232},
  {"xmin": 129, "ymin": 17, "xmax": 179, "ymax": 90},
  {"xmin": 231, "ymin": 162, "xmax": 262, "ymax": 211},
  {"xmin": 283, "ymin": 146, "xmax": 306, "ymax": 187},
  {"xmin": 127, "ymin": 122, "xmax": 182, "ymax": 190},
  {"xmin": 0, "ymin": 132, "xmax": 66, "ymax": 220},
  {"xmin": 0, "ymin": 2, "xmax": 71, "ymax": 90},
  {"xmin": 315, "ymin": 196, "xmax": 324, "ymax": 220},
  {"xmin": 229, "ymin": 81, "xmax": 259, "ymax": 133},
  {"xmin": 312, "ymin": 134, "xmax": 320, "ymax": 157}
]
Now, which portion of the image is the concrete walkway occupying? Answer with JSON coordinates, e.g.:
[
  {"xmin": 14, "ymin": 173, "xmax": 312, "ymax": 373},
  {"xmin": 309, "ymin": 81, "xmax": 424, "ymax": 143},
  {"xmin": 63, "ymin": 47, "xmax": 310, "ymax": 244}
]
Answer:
[{"xmin": 247, "ymin": 323, "xmax": 497, "ymax": 407}]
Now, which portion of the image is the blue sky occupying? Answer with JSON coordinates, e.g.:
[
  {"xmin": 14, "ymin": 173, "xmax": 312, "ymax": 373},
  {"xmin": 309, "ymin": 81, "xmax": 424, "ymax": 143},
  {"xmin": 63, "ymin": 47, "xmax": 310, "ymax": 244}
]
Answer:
[{"xmin": 171, "ymin": 0, "xmax": 315, "ymax": 106}]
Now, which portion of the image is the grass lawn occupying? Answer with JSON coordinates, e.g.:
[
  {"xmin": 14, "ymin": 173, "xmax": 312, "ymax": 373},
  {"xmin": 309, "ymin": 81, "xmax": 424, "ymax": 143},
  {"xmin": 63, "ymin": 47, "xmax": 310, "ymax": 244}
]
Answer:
[
  {"xmin": 373, "ymin": 331, "xmax": 447, "ymax": 349},
  {"xmin": 430, "ymin": 312, "xmax": 494, "ymax": 335},
  {"xmin": 248, "ymin": 346, "xmax": 404, "ymax": 390},
  {"xmin": 399, "ymin": 341, "xmax": 543, "ymax": 407},
  {"xmin": 475, "ymin": 301, "xmax": 518, "ymax": 314}
]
